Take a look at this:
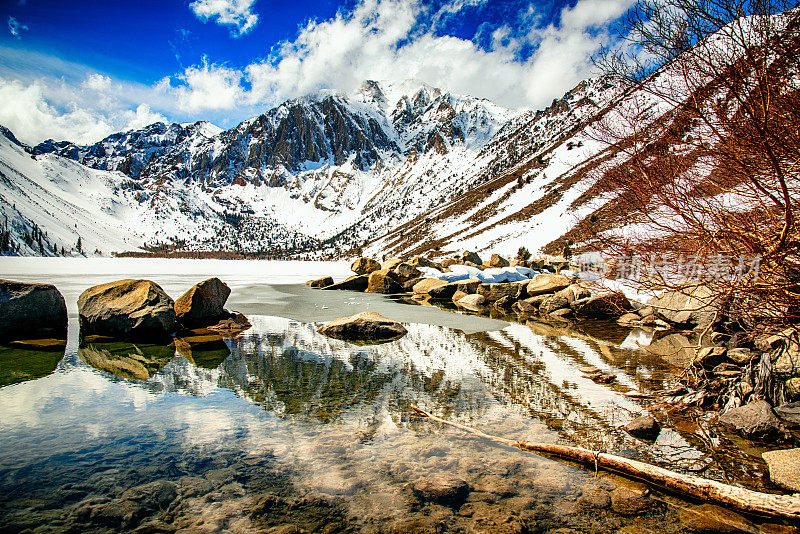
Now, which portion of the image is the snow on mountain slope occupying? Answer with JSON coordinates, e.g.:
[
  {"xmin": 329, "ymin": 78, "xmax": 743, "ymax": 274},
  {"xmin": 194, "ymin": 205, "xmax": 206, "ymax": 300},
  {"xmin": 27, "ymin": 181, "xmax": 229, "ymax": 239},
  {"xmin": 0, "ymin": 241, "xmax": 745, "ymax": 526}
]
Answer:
[{"xmin": 10, "ymin": 79, "xmax": 518, "ymax": 256}]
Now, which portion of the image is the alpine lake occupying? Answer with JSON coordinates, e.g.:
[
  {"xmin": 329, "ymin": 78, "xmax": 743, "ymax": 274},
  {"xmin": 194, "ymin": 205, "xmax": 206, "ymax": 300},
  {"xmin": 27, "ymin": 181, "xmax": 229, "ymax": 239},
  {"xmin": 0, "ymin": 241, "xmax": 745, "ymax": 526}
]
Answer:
[{"xmin": 0, "ymin": 258, "xmax": 792, "ymax": 533}]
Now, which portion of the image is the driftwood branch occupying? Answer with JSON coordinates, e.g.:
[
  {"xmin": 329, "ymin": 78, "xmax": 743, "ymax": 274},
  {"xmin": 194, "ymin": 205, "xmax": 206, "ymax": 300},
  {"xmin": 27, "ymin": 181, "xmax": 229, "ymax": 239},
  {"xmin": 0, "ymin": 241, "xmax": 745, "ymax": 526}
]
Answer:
[{"xmin": 410, "ymin": 405, "xmax": 800, "ymax": 521}]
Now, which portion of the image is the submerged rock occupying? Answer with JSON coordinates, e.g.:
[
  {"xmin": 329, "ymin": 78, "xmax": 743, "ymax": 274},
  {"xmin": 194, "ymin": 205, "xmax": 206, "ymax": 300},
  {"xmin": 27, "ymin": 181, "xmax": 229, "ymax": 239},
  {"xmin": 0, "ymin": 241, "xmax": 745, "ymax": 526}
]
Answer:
[
  {"xmin": 78, "ymin": 279, "xmax": 175, "ymax": 340},
  {"xmin": 762, "ymin": 448, "xmax": 800, "ymax": 492},
  {"xmin": 318, "ymin": 312, "xmax": 407, "ymax": 343},
  {"xmin": 623, "ymin": 415, "xmax": 660, "ymax": 440},
  {"xmin": 609, "ymin": 483, "xmax": 651, "ymax": 515},
  {"xmin": 174, "ymin": 277, "xmax": 231, "ymax": 328},
  {"xmin": 412, "ymin": 476, "xmax": 470, "ymax": 506},
  {"xmin": 0, "ymin": 279, "xmax": 67, "ymax": 341},
  {"xmin": 457, "ymin": 293, "xmax": 488, "ymax": 311},
  {"xmin": 678, "ymin": 503, "xmax": 755, "ymax": 533}
]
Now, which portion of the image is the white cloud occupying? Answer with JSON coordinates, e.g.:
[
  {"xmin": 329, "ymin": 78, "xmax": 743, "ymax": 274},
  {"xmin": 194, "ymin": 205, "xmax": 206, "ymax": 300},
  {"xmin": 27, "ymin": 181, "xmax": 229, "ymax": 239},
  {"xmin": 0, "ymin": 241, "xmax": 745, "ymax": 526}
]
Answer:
[
  {"xmin": 83, "ymin": 73, "xmax": 112, "ymax": 92},
  {"xmin": 0, "ymin": 78, "xmax": 167, "ymax": 145},
  {"xmin": 190, "ymin": 0, "xmax": 259, "ymax": 37},
  {"xmin": 8, "ymin": 16, "xmax": 29, "ymax": 39},
  {"xmin": 160, "ymin": 60, "xmax": 244, "ymax": 112}
]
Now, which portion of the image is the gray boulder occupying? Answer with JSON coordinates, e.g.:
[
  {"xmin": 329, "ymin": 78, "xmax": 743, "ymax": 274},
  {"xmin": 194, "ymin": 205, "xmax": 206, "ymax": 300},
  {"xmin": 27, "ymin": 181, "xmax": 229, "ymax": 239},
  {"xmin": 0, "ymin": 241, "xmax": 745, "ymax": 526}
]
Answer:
[
  {"xmin": 0, "ymin": 279, "xmax": 67, "ymax": 341},
  {"xmin": 648, "ymin": 284, "xmax": 717, "ymax": 329},
  {"xmin": 78, "ymin": 279, "xmax": 175, "ymax": 340},
  {"xmin": 718, "ymin": 400, "xmax": 785, "ymax": 440}
]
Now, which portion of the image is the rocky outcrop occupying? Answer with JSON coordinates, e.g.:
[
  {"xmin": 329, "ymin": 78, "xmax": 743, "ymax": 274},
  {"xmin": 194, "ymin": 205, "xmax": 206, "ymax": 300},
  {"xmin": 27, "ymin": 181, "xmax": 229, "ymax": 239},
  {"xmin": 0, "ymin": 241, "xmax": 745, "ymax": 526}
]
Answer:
[
  {"xmin": 0, "ymin": 279, "xmax": 67, "ymax": 341},
  {"xmin": 391, "ymin": 262, "xmax": 422, "ymax": 283},
  {"xmin": 317, "ymin": 312, "xmax": 407, "ymax": 343},
  {"xmin": 78, "ymin": 279, "xmax": 175, "ymax": 340},
  {"xmin": 174, "ymin": 277, "xmax": 231, "ymax": 328},
  {"xmin": 351, "ymin": 257, "xmax": 381, "ymax": 275}
]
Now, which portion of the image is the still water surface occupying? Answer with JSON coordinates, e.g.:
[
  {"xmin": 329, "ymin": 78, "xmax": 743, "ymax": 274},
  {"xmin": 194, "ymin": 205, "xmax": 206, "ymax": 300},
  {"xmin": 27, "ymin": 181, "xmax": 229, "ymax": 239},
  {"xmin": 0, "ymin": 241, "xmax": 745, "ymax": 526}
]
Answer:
[{"xmin": 0, "ymin": 259, "xmax": 782, "ymax": 532}]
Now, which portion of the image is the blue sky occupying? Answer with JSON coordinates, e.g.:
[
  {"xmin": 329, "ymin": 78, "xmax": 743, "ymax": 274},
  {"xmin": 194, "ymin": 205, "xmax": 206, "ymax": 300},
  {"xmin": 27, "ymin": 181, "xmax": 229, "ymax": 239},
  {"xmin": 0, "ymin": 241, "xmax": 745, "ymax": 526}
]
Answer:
[{"xmin": 0, "ymin": 0, "xmax": 634, "ymax": 144}]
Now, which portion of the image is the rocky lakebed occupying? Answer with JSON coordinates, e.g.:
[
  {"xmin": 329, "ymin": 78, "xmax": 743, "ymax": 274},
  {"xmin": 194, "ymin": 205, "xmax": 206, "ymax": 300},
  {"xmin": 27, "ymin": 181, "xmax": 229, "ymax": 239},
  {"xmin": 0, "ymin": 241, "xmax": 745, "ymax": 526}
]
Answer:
[{"xmin": 0, "ymin": 256, "xmax": 799, "ymax": 534}]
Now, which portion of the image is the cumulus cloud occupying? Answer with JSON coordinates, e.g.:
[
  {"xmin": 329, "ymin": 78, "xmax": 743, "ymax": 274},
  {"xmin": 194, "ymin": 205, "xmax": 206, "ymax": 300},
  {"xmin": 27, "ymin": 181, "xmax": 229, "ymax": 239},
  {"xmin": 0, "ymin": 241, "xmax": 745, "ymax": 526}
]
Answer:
[
  {"xmin": 190, "ymin": 0, "xmax": 259, "ymax": 37},
  {"xmin": 239, "ymin": 0, "xmax": 634, "ymax": 110},
  {"xmin": 8, "ymin": 16, "xmax": 29, "ymax": 39},
  {"xmin": 0, "ymin": 78, "xmax": 167, "ymax": 145},
  {"xmin": 159, "ymin": 59, "xmax": 244, "ymax": 112}
]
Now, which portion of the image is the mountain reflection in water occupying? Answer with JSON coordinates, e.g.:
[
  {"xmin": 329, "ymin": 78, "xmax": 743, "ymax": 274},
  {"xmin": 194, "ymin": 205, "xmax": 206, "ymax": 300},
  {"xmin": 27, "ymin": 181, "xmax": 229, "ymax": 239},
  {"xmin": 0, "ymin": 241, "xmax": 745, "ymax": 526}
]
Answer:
[{"xmin": 0, "ymin": 312, "xmax": 778, "ymax": 533}]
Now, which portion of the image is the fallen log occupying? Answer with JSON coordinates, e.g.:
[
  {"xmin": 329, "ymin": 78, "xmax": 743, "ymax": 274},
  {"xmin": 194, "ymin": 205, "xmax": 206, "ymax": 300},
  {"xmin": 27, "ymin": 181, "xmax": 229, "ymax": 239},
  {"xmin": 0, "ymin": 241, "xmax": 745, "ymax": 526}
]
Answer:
[{"xmin": 410, "ymin": 405, "xmax": 800, "ymax": 521}]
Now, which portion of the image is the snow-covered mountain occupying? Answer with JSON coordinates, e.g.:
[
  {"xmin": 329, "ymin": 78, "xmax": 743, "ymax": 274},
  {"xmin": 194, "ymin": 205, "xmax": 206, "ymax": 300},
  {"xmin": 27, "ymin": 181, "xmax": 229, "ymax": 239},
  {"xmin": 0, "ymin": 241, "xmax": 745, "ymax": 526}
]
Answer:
[{"xmin": 0, "ymin": 78, "xmax": 621, "ymax": 257}]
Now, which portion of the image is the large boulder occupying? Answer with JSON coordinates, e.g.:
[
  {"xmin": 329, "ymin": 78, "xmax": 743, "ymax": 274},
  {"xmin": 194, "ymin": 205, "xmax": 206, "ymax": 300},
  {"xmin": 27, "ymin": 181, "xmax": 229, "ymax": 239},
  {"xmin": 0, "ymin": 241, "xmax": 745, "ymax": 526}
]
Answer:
[
  {"xmin": 381, "ymin": 258, "xmax": 404, "ymax": 270},
  {"xmin": 457, "ymin": 294, "xmax": 488, "ymax": 311},
  {"xmin": 366, "ymin": 270, "xmax": 403, "ymax": 294},
  {"xmin": 572, "ymin": 292, "xmax": 632, "ymax": 319},
  {"xmin": 391, "ymin": 262, "xmax": 422, "ymax": 283},
  {"xmin": 409, "ymin": 256, "xmax": 439, "ymax": 269},
  {"xmin": 317, "ymin": 312, "xmax": 407, "ymax": 343},
  {"xmin": 555, "ymin": 283, "xmax": 591, "ymax": 303},
  {"xmin": 323, "ymin": 275, "xmax": 369, "ymax": 292},
  {"xmin": 0, "ymin": 279, "xmax": 67, "ymax": 341},
  {"xmin": 477, "ymin": 282, "xmax": 524, "ymax": 302},
  {"xmin": 174, "ymin": 277, "xmax": 231, "ymax": 328},
  {"xmin": 489, "ymin": 254, "xmax": 509, "ymax": 268},
  {"xmin": 78, "ymin": 279, "xmax": 175, "ymax": 340},
  {"xmin": 412, "ymin": 278, "xmax": 448, "ymax": 295},
  {"xmin": 428, "ymin": 282, "xmax": 459, "ymax": 300},
  {"xmin": 462, "ymin": 251, "xmax": 482, "ymax": 265},
  {"xmin": 648, "ymin": 284, "xmax": 717, "ymax": 329},
  {"xmin": 540, "ymin": 295, "xmax": 571, "ymax": 314},
  {"xmin": 455, "ymin": 279, "xmax": 482, "ymax": 294},
  {"xmin": 351, "ymin": 257, "xmax": 381, "ymax": 275},
  {"xmin": 526, "ymin": 274, "xmax": 571, "ymax": 297},
  {"xmin": 718, "ymin": 400, "xmax": 785, "ymax": 440}
]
